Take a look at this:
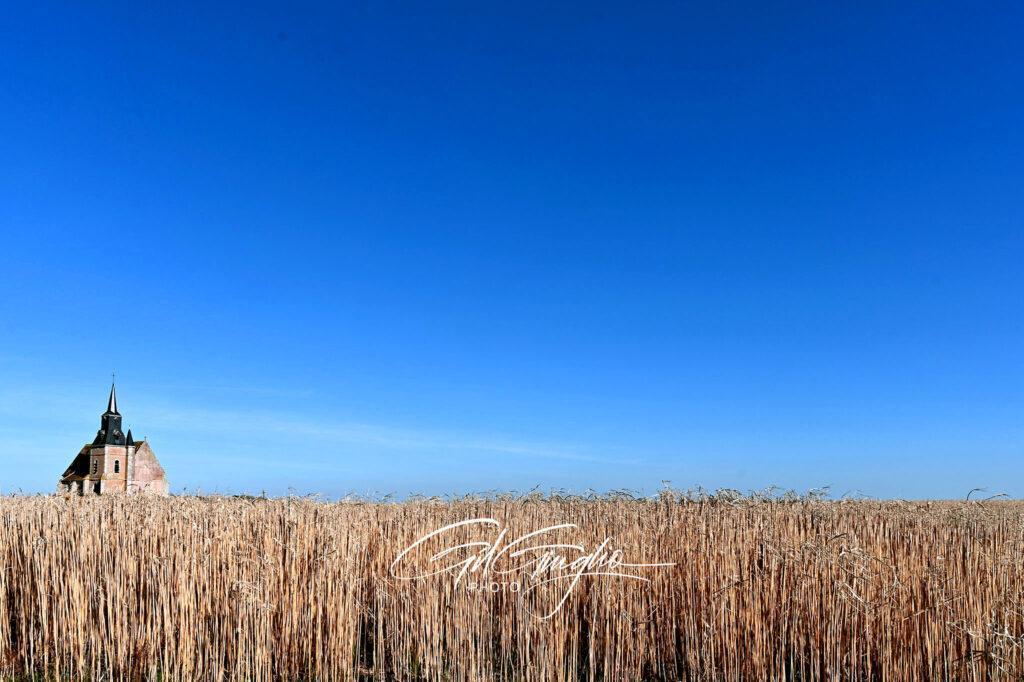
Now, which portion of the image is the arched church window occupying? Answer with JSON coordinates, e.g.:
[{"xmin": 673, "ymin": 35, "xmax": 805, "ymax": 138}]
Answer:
[
  {"xmin": 114, "ymin": 460, "xmax": 120, "ymax": 473},
  {"xmin": 92, "ymin": 460, "xmax": 98, "ymax": 474}
]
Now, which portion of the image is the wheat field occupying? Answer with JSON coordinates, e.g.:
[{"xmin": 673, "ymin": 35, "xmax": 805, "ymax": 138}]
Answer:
[{"xmin": 0, "ymin": 492, "xmax": 1020, "ymax": 680}]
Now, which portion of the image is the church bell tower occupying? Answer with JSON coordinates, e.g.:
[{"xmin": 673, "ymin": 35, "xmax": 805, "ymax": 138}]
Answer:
[{"xmin": 93, "ymin": 383, "xmax": 126, "ymax": 446}]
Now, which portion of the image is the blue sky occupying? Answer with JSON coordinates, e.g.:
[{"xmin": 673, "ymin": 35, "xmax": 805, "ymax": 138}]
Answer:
[{"xmin": 1, "ymin": 2, "xmax": 1021, "ymax": 498}]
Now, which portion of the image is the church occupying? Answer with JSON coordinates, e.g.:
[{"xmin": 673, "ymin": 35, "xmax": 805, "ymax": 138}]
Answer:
[{"xmin": 58, "ymin": 383, "xmax": 169, "ymax": 496}]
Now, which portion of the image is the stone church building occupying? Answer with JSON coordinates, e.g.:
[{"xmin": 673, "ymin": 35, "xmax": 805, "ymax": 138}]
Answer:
[{"xmin": 58, "ymin": 384, "xmax": 169, "ymax": 495}]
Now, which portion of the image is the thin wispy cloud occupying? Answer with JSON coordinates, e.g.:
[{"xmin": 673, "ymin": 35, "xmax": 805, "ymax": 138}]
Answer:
[
  {"xmin": 142, "ymin": 405, "xmax": 638, "ymax": 465},
  {"xmin": 0, "ymin": 386, "xmax": 640, "ymax": 466},
  {"xmin": 140, "ymin": 382, "xmax": 317, "ymax": 400}
]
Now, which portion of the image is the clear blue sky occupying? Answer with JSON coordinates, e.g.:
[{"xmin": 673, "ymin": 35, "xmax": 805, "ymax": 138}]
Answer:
[{"xmin": 1, "ymin": 2, "xmax": 1021, "ymax": 498}]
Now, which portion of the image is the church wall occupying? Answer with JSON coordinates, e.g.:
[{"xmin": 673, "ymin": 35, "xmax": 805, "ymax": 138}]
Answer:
[
  {"xmin": 127, "ymin": 445, "xmax": 136, "ymax": 490},
  {"xmin": 129, "ymin": 443, "xmax": 169, "ymax": 495},
  {"xmin": 103, "ymin": 479, "xmax": 127, "ymax": 493}
]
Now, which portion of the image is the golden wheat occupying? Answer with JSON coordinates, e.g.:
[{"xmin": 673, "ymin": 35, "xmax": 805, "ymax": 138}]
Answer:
[{"xmin": 0, "ymin": 493, "xmax": 1020, "ymax": 680}]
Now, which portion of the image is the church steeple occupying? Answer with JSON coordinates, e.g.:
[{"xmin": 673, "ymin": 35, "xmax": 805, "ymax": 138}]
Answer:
[
  {"xmin": 93, "ymin": 381, "xmax": 126, "ymax": 446},
  {"xmin": 106, "ymin": 382, "xmax": 119, "ymax": 415}
]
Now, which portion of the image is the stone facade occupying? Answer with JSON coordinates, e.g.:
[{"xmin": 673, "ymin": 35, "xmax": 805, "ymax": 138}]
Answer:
[{"xmin": 58, "ymin": 384, "xmax": 169, "ymax": 496}]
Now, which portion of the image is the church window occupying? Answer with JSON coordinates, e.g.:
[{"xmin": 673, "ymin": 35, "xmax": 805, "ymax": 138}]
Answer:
[
  {"xmin": 92, "ymin": 460, "xmax": 98, "ymax": 474},
  {"xmin": 114, "ymin": 460, "xmax": 120, "ymax": 473}
]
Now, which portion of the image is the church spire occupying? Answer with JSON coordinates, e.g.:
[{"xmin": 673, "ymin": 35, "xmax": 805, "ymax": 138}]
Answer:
[{"xmin": 106, "ymin": 381, "xmax": 119, "ymax": 415}]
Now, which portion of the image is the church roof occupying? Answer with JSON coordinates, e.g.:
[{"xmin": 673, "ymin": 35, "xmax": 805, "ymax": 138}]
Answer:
[{"xmin": 60, "ymin": 446, "xmax": 90, "ymax": 480}]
